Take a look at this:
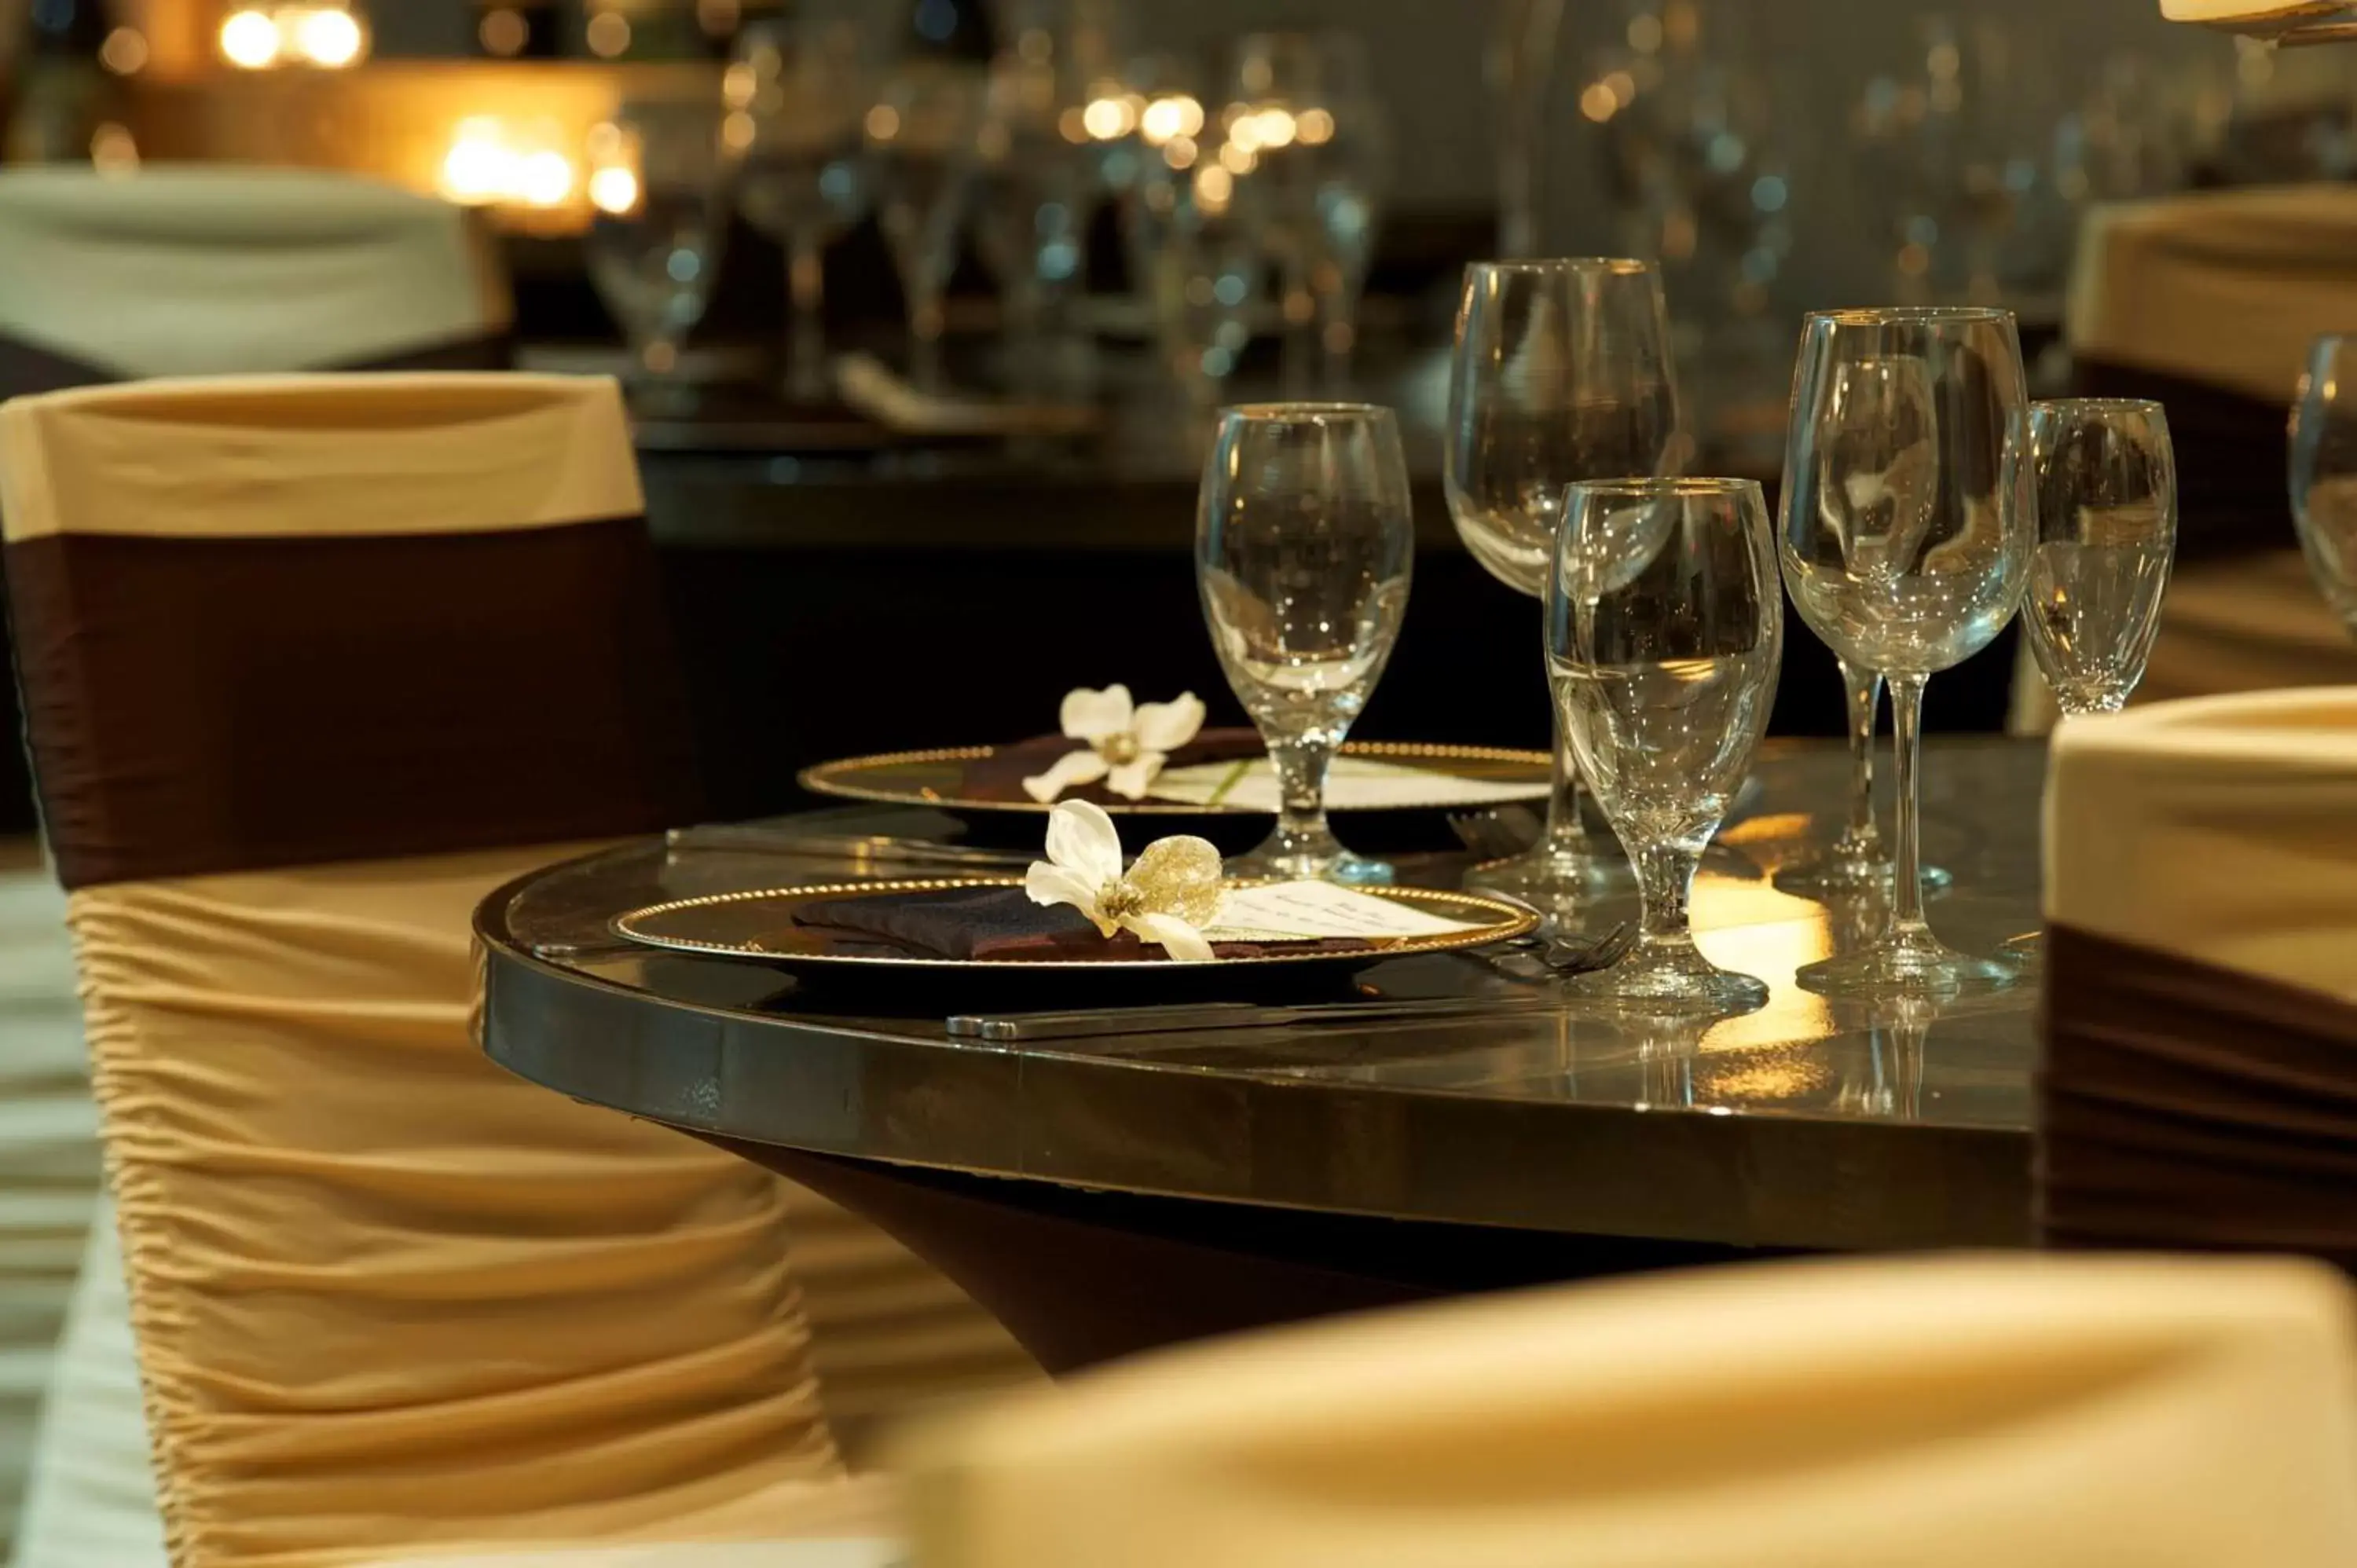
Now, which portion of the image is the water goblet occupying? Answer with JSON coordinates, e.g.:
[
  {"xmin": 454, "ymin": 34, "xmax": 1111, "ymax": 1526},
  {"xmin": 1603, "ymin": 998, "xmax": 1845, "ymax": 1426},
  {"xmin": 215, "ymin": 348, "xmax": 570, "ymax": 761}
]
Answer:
[
  {"xmin": 1548, "ymin": 477, "xmax": 1783, "ymax": 1013},
  {"xmin": 731, "ymin": 17, "xmax": 872, "ymax": 404},
  {"xmin": 869, "ymin": 63, "xmax": 987, "ymax": 395},
  {"xmin": 2002, "ymin": 395, "xmax": 2177, "ymax": 965},
  {"xmin": 1446, "ymin": 258, "xmax": 1686, "ymax": 915},
  {"xmin": 1780, "ymin": 306, "xmax": 2036, "ymax": 998},
  {"xmin": 2291, "ymin": 333, "xmax": 2357, "ymax": 638},
  {"xmin": 1197, "ymin": 403, "xmax": 1414, "ymax": 884},
  {"xmin": 583, "ymin": 96, "xmax": 736, "ymax": 412}
]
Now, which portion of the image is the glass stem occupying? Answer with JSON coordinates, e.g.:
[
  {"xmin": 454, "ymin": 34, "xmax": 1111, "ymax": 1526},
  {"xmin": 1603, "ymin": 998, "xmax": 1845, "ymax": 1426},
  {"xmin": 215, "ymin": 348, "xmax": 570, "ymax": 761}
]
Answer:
[
  {"xmin": 1633, "ymin": 841, "xmax": 1699, "ymax": 951},
  {"xmin": 908, "ymin": 290, "xmax": 946, "ymax": 394},
  {"xmin": 1839, "ymin": 660, "xmax": 1882, "ymax": 855},
  {"xmin": 787, "ymin": 232, "xmax": 828, "ymax": 404},
  {"xmin": 1543, "ymin": 714, "xmax": 1591, "ymax": 851},
  {"xmin": 1888, "ymin": 672, "xmax": 1930, "ymax": 935},
  {"xmin": 1270, "ymin": 735, "xmax": 1337, "ymax": 849}
]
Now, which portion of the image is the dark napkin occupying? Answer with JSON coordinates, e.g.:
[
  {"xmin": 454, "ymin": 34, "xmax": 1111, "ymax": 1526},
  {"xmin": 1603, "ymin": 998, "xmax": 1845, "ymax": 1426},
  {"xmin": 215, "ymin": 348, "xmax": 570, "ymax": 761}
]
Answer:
[
  {"xmin": 793, "ymin": 886, "xmax": 1372, "ymax": 962},
  {"xmin": 959, "ymin": 727, "xmax": 1266, "ymax": 805}
]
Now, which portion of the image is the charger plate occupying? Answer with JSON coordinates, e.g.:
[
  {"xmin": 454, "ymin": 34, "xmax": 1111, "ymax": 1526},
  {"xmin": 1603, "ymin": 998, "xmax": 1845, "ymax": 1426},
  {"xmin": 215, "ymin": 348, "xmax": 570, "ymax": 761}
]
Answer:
[
  {"xmin": 798, "ymin": 741, "xmax": 1550, "ymax": 819},
  {"xmin": 612, "ymin": 877, "xmax": 1538, "ymax": 974}
]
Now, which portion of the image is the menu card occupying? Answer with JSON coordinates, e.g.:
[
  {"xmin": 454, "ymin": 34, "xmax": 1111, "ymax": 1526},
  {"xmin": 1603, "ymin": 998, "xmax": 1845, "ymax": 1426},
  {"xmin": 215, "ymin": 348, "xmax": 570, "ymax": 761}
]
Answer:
[{"xmin": 1204, "ymin": 882, "xmax": 1491, "ymax": 943}]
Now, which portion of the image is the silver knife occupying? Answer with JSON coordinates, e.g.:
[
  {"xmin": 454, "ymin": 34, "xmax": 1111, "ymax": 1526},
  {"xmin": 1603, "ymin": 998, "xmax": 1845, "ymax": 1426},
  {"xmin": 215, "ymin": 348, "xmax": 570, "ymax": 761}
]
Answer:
[{"xmin": 947, "ymin": 993, "xmax": 1573, "ymax": 1043}]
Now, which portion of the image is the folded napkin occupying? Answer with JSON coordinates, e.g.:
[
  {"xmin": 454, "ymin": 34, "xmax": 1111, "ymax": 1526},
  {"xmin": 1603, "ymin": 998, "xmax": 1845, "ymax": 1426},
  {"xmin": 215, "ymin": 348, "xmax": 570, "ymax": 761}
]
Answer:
[
  {"xmin": 961, "ymin": 730, "xmax": 1266, "ymax": 806},
  {"xmin": 793, "ymin": 887, "xmax": 1369, "ymax": 962}
]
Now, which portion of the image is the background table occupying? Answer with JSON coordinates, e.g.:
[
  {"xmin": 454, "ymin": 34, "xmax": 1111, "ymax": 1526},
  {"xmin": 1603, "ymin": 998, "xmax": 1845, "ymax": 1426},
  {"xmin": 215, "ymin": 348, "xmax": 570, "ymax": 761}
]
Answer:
[{"xmin": 477, "ymin": 738, "xmax": 2043, "ymax": 1372}]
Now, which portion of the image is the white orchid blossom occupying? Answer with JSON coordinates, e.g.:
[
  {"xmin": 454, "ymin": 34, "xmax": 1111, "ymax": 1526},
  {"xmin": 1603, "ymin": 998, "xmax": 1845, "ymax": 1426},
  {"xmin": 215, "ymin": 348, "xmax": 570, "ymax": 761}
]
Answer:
[
  {"xmin": 1023, "ymin": 800, "xmax": 1222, "ymax": 963},
  {"xmin": 1022, "ymin": 685, "xmax": 1208, "ymax": 803}
]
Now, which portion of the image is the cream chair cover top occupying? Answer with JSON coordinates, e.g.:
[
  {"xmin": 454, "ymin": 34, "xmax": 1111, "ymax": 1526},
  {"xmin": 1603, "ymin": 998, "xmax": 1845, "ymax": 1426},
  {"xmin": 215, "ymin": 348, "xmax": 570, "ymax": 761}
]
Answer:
[
  {"xmin": 2041, "ymin": 687, "xmax": 2357, "ymax": 1266},
  {"xmin": 0, "ymin": 167, "xmax": 511, "ymax": 389},
  {"xmin": 900, "ymin": 1253, "xmax": 2357, "ymax": 1568},
  {"xmin": 0, "ymin": 376, "xmax": 876, "ymax": 1567}
]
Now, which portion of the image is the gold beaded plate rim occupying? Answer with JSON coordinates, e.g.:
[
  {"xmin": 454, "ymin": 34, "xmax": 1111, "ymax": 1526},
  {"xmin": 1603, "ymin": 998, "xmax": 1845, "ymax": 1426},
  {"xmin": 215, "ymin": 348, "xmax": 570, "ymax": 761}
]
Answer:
[
  {"xmin": 796, "ymin": 741, "xmax": 1553, "ymax": 816},
  {"xmin": 2174, "ymin": 0, "xmax": 2344, "ymax": 32},
  {"xmin": 611, "ymin": 877, "xmax": 1541, "ymax": 970}
]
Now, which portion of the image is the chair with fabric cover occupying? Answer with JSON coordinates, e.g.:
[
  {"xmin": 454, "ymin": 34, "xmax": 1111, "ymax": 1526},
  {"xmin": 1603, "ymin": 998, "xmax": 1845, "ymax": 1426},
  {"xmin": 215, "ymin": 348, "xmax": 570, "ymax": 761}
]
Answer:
[
  {"xmin": 0, "ymin": 373, "xmax": 904, "ymax": 1568},
  {"xmin": 2040, "ymin": 687, "xmax": 2357, "ymax": 1269},
  {"xmin": 898, "ymin": 1251, "xmax": 2357, "ymax": 1568},
  {"xmin": 0, "ymin": 165, "xmax": 517, "ymax": 1566},
  {"xmin": 2011, "ymin": 185, "xmax": 2357, "ymax": 734}
]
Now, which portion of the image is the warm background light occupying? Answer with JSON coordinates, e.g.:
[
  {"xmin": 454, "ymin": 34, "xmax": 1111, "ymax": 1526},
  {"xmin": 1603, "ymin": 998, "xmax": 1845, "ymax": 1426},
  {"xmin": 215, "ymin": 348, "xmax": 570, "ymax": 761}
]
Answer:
[
  {"xmin": 218, "ymin": 9, "xmax": 279, "ymax": 69},
  {"xmin": 219, "ymin": 5, "xmax": 368, "ymax": 71}
]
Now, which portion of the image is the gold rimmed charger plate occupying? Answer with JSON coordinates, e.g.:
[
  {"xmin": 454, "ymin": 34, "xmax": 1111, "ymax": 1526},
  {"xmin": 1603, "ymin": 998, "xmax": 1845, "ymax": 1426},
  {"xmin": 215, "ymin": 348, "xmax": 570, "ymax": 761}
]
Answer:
[
  {"xmin": 797, "ymin": 740, "xmax": 1552, "ymax": 818},
  {"xmin": 612, "ymin": 877, "xmax": 1540, "ymax": 973}
]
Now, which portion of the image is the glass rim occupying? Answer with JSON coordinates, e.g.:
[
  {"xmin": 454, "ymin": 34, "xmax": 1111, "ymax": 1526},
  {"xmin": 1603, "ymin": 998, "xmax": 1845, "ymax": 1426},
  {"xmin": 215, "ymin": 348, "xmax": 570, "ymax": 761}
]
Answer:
[
  {"xmin": 1561, "ymin": 475, "xmax": 1761, "ymax": 500},
  {"xmin": 1220, "ymin": 401, "xmax": 1397, "ymax": 423},
  {"xmin": 1804, "ymin": 306, "xmax": 2014, "ymax": 327},
  {"xmin": 2033, "ymin": 397, "xmax": 2166, "ymax": 418},
  {"xmin": 1464, "ymin": 257, "xmax": 1656, "ymax": 278}
]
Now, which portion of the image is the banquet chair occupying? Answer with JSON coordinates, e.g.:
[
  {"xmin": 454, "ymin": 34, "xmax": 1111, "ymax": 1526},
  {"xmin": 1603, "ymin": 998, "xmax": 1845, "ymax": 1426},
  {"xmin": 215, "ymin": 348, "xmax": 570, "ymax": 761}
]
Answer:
[
  {"xmin": 2040, "ymin": 687, "xmax": 2357, "ymax": 1270},
  {"xmin": 896, "ymin": 1252, "xmax": 2357, "ymax": 1567},
  {"xmin": 2011, "ymin": 185, "xmax": 2357, "ymax": 734},
  {"xmin": 0, "ymin": 163, "xmax": 518, "ymax": 1568},
  {"xmin": 0, "ymin": 372, "xmax": 904, "ymax": 1568}
]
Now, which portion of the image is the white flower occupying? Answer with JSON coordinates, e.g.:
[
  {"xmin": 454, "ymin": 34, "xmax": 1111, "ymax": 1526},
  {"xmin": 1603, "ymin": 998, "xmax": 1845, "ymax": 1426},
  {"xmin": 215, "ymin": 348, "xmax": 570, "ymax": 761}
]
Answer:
[
  {"xmin": 1023, "ymin": 800, "xmax": 1222, "ymax": 963},
  {"xmin": 1022, "ymin": 685, "xmax": 1208, "ymax": 803}
]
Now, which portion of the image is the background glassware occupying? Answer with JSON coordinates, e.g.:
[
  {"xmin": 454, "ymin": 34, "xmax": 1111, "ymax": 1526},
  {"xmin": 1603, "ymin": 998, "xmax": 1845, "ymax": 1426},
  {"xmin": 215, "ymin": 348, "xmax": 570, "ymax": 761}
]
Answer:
[
  {"xmin": 1549, "ymin": 477, "xmax": 1782, "ymax": 1011},
  {"xmin": 1779, "ymin": 306, "xmax": 2033, "ymax": 998},
  {"xmin": 973, "ymin": 37, "xmax": 1098, "ymax": 393},
  {"xmin": 731, "ymin": 18, "xmax": 873, "ymax": 403},
  {"xmin": 1214, "ymin": 31, "xmax": 1391, "ymax": 395},
  {"xmin": 584, "ymin": 97, "xmax": 735, "ymax": 405},
  {"xmin": 2291, "ymin": 334, "xmax": 2357, "ymax": 639},
  {"xmin": 2022, "ymin": 398, "xmax": 2177, "ymax": 713},
  {"xmin": 869, "ymin": 61, "xmax": 987, "ymax": 394},
  {"xmin": 1197, "ymin": 403, "xmax": 1414, "ymax": 884},
  {"xmin": 1125, "ymin": 118, "xmax": 1267, "ymax": 413},
  {"xmin": 1445, "ymin": 258, "xmax": 1685, "ymax": 914},
  {"xmin": 2003, "ymin": 395, "xmax": 2177, "ymax": 966}
]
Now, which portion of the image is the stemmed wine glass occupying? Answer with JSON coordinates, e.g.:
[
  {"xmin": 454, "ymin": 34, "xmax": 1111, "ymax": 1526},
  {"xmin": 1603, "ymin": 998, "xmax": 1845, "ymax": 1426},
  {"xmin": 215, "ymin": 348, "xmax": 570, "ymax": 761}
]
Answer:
[
  {"xmin": 1446, "ymin": 258, "xmax": 1685, "ymax": 915},
  {"xmin": 731, "ymin": 18, "xmax": 872, "ymax": 405},
  {"xmin": 2001, "ymin": 396, "xmax": 2177, "ymax": 964},
  {"xmin": 1780, "ymin": 306, "xmax": 2034, "ymax": 998},
  {"xmin": 1548, "ymin": 478, "xmax": 1783, "ymax": 1013},
  {"xmin": 1197, "ymin": 404, "xmax": 1414, "ymax": 884},
  {"xmin": 868, "ymin": 63, "xmax": 987, "ymax": 396},
  {"xmin": 2291, "ymin": 333, "xmax": 2357, "ymax": 639},
  {"xmin": 583, "ymin": 96, "xmax": 736, "ymax": 410},
  {"xmin": 973, "ymin": 36, "xmax": 1097, "ymax": 392}
]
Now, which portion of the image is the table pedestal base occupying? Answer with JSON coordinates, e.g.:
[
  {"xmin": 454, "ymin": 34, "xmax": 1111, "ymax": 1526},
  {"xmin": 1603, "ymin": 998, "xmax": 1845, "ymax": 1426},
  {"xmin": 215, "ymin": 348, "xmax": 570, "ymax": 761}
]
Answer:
[{"xmin": 716, "ymin": 1140, "xmax": 1788, "ymax": 1375}]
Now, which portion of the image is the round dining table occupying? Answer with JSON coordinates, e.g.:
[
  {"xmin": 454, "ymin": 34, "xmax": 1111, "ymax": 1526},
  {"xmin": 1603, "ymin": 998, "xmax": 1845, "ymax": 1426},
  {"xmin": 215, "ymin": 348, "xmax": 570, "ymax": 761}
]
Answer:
[{"xmin": 475, "ymin": 738, "xmax": 2045, "ymax": 1375}]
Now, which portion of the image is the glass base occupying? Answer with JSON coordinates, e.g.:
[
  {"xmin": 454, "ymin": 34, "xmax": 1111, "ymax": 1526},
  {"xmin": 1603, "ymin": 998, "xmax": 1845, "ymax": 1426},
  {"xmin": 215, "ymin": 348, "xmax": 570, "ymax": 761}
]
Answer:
[
  {"xmin": 1571, "ymin": 935, "xmax": 1769, "ymax": 1016},
  {"xmin": 1774, "ymin": 851, "xmax": 1953, "ymax": 898},
  {"xmin": 1796, "ymin": 925, "xmax": 2021, "ymax": 999},
  {"xmin": 1996, "ymin": 929, "xmax": 2044, "ymax": 971},
  {"xmin": 1226, "ymin": 824, "xmax": 1393, "ymax": 886}
]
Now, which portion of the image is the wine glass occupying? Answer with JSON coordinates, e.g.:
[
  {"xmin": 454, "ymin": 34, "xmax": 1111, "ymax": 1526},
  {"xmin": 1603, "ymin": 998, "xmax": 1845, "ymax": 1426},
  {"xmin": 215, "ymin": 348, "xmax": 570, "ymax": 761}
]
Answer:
[
  {"xmin": 2291, "ymin": 333, "xmax": 2357, "ymax": 639},
  {"xmin": 2002, "ymin": 395, "xmax": 2177, "ymax": 965},
  {"xmin": 731, "ymin": 17, "xmax": 873, "ymax": 405},
  {"xmin": 1548, "ymin": 477, "xmax": 1783, "ymax": 1013},
  {"xmin": 1197, "ymin": 404, "xmax": 1414, "ymax": 884},
  {"xmin": 973, "ymin": 41, "xmax": 1095, "ymax": 391},
  {"xmin": 1780, "ymin": 306, "xmax": 2034, "ymax": 998},
  {"xmin": 583, "ymin": 96, "xmax": 736, "ymax": 409},
  {"xmin": 1445, "ymin": 258, "xmax": 1685, "ymax": 915},
  {"xmin": 1217, "ymin": 31, "xmax": 1389, "ymax": 396},
  {"xmin": 1126, "ymin": 134, "xmax": 1268, "ymax": 412},
  {"xmin": 869, "ymin": 62, "xmax": 987, "ymax": 395}
]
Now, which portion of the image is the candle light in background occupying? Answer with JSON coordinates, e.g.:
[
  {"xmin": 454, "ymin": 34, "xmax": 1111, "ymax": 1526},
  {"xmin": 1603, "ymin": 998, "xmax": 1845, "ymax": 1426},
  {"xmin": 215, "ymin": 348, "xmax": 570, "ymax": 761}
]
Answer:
[
  {"xmin": 218, "ymin": 4, "xmax": 369, "ymax": 71},
  {"xmin": 438, "ymin": 114, "xmax": 585, "ymax": 214}
]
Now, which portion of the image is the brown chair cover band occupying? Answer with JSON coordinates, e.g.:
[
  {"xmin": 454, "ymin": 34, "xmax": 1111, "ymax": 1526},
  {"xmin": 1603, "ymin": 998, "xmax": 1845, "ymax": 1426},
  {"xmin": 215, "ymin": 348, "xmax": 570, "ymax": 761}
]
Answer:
[
  {"xmin": 2040, "ymin": 923, "xmax": 2357, "ymax": 1273},
  {"xmin": 6, "ymin": 514, "xmax": 704, "ymax": 888},
  {"xmin": 2071, "ymin": 355, "xmax": 2291, "ymax": 564},
  {"xmin": 0, "ymin": 326, "xmax": 518, "ymax": 399}
]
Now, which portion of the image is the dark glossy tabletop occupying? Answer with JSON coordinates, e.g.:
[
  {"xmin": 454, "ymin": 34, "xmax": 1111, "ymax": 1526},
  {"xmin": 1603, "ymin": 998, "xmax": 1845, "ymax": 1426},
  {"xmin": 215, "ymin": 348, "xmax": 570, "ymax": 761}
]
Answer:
[{"xmin": 476, "ymin": 738, "xmax": 2046, "ymax": 1251}]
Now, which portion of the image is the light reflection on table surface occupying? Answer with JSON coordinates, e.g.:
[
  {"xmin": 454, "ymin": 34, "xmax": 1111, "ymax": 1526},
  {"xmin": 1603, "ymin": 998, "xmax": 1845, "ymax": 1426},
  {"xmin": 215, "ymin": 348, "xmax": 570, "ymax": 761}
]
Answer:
[{"xmin": 479, "ymin": 738, "xmax": 2044, "ymax": 1249}]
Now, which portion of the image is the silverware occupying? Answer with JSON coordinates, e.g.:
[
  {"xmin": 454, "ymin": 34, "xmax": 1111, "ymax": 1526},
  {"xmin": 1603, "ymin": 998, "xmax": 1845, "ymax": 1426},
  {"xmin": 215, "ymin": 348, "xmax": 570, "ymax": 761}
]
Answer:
[{"xmin": 948, "ymin": 992, "xmax": 1578, "ymax": 1043}]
